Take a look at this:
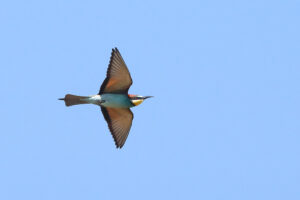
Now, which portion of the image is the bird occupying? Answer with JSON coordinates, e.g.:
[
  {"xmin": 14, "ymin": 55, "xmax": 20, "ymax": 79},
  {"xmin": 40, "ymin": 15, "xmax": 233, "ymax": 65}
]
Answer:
[{"xmin": 59, "ymin": 48, "xmax": 152, "ymax": 148}]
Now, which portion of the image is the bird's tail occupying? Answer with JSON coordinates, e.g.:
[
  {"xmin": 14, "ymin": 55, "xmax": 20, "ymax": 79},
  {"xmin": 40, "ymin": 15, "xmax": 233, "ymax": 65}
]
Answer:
[{"xmin": 59, "ymin": 94, "xmax": 90, "ymax": 107}]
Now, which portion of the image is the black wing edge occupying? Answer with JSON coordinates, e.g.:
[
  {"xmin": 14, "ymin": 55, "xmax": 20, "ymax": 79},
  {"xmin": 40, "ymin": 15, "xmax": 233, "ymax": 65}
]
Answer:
[
  {"xmin": 100, "ymin": 106, "xmax": 122, "ymax": 148},
  {"xmin": 99, "ymin": 48, "xmax": 118, "ymax": 95}
]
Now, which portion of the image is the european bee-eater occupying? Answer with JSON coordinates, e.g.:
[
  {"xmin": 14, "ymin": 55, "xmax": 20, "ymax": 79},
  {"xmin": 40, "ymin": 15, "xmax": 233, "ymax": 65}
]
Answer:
[{"xmin": 59, "ymin": 48, "xmax": 152, "ymax": 148}]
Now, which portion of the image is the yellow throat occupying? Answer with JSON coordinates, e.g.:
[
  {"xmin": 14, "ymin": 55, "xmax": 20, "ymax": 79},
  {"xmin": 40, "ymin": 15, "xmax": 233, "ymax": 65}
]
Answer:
[{"xmin": 132, "ymin": 99, "xmax": 144, "ymax": 106}]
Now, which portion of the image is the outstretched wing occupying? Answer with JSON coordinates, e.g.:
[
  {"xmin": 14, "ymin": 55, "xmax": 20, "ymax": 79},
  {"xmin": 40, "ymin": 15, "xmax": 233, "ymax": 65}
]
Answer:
[
  {"xmin": 101, "ymin": 107, "xmax": 134, "ymax": 148},
  {"xmin": 99, "ymin": 48, "xmax": 133, "ymax": 94}
]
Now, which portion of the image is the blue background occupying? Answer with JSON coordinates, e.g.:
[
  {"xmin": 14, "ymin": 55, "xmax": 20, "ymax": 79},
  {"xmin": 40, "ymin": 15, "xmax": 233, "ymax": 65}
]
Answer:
[{"xmin": 1, "ymin": 1, "xmax": 299, "ymax": 199}]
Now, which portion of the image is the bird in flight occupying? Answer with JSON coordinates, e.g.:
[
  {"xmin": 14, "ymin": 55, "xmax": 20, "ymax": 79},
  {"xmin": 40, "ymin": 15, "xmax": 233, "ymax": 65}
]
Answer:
[{"xmin": 59, "ymin": 48, "xmax": 152, "ymax": 148}]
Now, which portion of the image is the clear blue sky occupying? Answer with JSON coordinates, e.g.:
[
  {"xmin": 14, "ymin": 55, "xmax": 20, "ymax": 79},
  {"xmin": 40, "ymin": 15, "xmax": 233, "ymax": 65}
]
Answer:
[{"xmin": 1, "ymin": 0, "xmax": 299, "ymax": 199}]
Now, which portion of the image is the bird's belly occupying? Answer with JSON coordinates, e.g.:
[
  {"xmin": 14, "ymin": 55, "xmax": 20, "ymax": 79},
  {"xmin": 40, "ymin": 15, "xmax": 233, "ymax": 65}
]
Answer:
[{"xmin": 100, "ymin": 94, "xmax": 133, "ymax": 108}]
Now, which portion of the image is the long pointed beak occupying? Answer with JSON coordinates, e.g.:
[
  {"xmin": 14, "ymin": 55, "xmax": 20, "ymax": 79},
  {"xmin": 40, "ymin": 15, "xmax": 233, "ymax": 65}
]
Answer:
[{"xmin": 143, "ymin": 96, "xmax": 153, "ymax": 99}]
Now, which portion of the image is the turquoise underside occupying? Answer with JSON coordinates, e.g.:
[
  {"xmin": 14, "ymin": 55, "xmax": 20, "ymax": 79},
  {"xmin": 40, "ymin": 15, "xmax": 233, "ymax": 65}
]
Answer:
[{"xmin": 100, "ymin": 94, "xmax": 133, "ymax": 108}]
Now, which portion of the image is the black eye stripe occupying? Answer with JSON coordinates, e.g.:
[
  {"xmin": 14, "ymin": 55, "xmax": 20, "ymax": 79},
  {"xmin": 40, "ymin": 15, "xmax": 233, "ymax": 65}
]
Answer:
[{"xmin": 131, "ymin": 97, "xmax": 141, "ymax": 100}]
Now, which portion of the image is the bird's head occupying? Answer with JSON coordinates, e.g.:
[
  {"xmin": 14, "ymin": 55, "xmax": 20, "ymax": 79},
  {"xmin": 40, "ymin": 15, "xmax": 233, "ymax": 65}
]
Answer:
[{"xmin": 129, "ymin": 94, "xmax": 153, "ymax": 106}]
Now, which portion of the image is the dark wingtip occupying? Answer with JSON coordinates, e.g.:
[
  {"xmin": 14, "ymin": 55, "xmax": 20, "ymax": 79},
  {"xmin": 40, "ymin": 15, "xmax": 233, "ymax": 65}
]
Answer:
[{"xmin": 58, "ymin": 98, "xmax": 65, "ymax": 100}]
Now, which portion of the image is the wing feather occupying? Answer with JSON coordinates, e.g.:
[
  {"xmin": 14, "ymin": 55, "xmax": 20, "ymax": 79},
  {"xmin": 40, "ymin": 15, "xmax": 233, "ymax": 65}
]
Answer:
[
  {"xmin": 101, "ymin": 107, "xmax": 134, "ymax": 148},
  {"xmin": 99, "ymin": 48, "xmax": 132, "ymax": 94}
]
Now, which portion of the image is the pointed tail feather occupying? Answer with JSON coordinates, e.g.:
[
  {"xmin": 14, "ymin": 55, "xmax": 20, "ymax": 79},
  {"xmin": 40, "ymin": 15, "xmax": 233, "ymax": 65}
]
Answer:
[{"xmin": 59, "ymin": 94, "xmax": 89, "ymax": 106}]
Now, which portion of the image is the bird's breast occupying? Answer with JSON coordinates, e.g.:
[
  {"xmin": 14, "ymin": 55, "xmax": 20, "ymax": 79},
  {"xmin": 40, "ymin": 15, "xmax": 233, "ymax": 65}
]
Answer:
[{"xmin": 100, "ymin": 94, "xmax": 133, "ymax": 108}]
